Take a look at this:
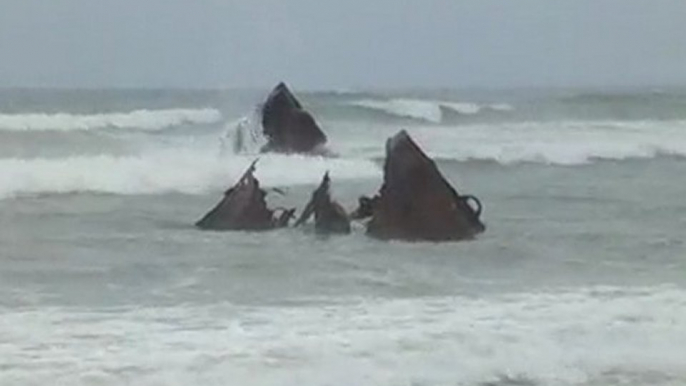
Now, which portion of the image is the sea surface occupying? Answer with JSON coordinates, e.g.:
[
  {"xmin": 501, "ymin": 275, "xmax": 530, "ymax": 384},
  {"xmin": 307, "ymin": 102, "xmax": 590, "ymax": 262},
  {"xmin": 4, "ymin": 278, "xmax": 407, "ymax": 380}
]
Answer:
[{"xmin": 1, "ymin": 87, "xmax": 685, "ymax": 386}]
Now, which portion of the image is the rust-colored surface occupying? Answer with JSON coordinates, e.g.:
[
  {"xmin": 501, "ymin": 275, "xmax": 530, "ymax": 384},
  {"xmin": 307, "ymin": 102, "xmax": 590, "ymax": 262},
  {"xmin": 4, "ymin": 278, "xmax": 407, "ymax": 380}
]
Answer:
[
  {"xmin": 367, "ymin": 130, "xmax": 485, "ymax": 241},
  {"xmin": 294, "ymin": 172, "xmax": 351, "ymax": 234},
  {"xmin": 195, "ymin": 161, "xmax": 292, "ymax": 231},
  {"xmin": 260, "ymin": 82, "xmax": 327, "ymax": 154}
]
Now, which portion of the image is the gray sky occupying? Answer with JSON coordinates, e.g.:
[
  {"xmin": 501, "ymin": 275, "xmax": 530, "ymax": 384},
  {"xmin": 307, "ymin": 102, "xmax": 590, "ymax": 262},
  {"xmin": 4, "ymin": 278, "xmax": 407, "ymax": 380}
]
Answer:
[{"xmin": 1, "ymin": 0, "xmax": 685, "ymax": 89}]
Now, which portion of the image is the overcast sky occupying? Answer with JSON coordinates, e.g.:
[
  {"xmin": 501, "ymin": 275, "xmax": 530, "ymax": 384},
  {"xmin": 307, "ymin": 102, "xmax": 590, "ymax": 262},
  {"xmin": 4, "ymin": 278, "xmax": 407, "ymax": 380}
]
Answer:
[{"xmin": 1, "ymin": 0, "xmax": 685, "ymax": 89}]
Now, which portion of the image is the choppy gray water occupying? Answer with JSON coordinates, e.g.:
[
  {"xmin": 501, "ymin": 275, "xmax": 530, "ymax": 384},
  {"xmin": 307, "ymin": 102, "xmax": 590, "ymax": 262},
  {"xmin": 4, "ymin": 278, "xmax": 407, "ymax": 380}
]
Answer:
[{"xmin": 1, "ymin": 88, "xmax": 685, "ymax": 386}]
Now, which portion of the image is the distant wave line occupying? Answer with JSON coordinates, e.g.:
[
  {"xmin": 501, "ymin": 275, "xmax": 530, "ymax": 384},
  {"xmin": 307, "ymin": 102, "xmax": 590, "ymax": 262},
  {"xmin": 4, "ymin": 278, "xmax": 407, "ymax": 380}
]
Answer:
[
  {"xmin": 348, "ymin": 98, "xmax": 514, "ymax": 123},
  {"xmin": 0, "ymin": 108, "xmax": 223, "ymax": 132}
]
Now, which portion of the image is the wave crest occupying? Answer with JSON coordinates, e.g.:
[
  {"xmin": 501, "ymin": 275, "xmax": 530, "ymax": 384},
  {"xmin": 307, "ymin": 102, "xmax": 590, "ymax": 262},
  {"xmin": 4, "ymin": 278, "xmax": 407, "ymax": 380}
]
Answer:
[
  {"xmin": 0, "ymin": 108, "xmax": 223, "ymax": 132},
  {"xmin": 0, "ymin": 151, "xmax": 380, "ymax": 199},
  {"xmin": 349, "ymin": 98, "xmax": 514, "ymax": 123},
  {"xmin": 340, "ymin": 120, "xmax": 686, "ymax": 165}
]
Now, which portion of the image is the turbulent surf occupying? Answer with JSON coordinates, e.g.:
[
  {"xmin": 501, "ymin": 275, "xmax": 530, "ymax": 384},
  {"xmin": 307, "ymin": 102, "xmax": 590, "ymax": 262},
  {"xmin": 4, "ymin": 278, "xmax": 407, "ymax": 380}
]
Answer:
[{"xmin": 2, "ymin": 87, "xmax": 685, "ymax": 386}]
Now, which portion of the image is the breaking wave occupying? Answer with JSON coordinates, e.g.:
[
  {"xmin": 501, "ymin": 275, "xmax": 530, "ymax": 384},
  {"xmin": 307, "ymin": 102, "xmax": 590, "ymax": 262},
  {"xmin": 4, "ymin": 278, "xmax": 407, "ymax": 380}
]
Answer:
[
  {"xmin": 220, "ymin": 112, "xmax": 267, "ymax": 155},
  {"xmin": 1, "ymin": 285, "xmax": 684, "ymax": 386},
  {"xmin": 424, "ymin": 120, "xmax": 686, "ymax": 165},
  {"xmin": 0, "ymin": 108, "xmax": 223, "ymax": 132},
  {"xmin": 0, "ymin": 150, "xmax": 380, "ymax": 200},
  {"xmin": 339, "ymin": 119, "xmax": 686, "ymax": 165},
  {"xmin": 348, "ymin": 98, "xmax": 514, "ymax": 123}
]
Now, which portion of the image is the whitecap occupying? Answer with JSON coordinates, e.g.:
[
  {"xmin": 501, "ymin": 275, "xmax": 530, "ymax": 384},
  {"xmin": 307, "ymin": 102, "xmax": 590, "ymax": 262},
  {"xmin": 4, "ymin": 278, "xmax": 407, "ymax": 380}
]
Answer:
[
  {"xmin": 348, "ymin": 98, "xmax": 514, "ymax": 123},
  {"xmin": 0, "ymin": 150, "xmax": 380, "ymax": 200},
  {"xmin": 0, "ymin": 108, "xmax": 223, "ymax": 132}
]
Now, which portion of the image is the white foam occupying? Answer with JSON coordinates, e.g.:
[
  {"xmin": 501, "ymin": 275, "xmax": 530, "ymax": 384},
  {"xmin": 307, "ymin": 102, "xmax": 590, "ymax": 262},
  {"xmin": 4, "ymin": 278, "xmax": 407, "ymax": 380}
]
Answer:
[
  {"xmin": 489, "ymin": 103, "xmax": 516, "ymax": 112},
  {"xmin": 1, "ymin": 285, "xmax": 684, "ymax": 386},
  {"xmin": 351, "ymin": 98, "xmax": 444, "ymax": 123},
  {"xmin": 349, "ymin": 98, "xmax": 514, "ymax": 123},
  {"xmin": 0, "ymin": 151, "xmax": 381, "ymax": 200},
  {"xmin": 421, "ymin": 120, "xmax": 686, "ymax": 165},
  {"xmin": 0, "ymin": 108, "xmax": 223, "ymax": 131},
  {"xmin": 220, "ymin": 111, "xmax": 267, "ymax": 155},
  {"xmin": 335, "ymin": 119, "xmax": 686, "ymax": 165},
  {"xmin": 442, "ymin": 101, "xmax": 482, "ymax": 115}
]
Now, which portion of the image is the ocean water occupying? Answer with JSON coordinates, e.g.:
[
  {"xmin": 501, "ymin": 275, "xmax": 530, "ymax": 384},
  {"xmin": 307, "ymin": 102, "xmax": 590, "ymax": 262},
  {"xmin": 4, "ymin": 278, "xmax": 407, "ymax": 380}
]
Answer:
[{"xmin": 1, "ymin": 87, "xmax": 685, "ymax": 386}]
